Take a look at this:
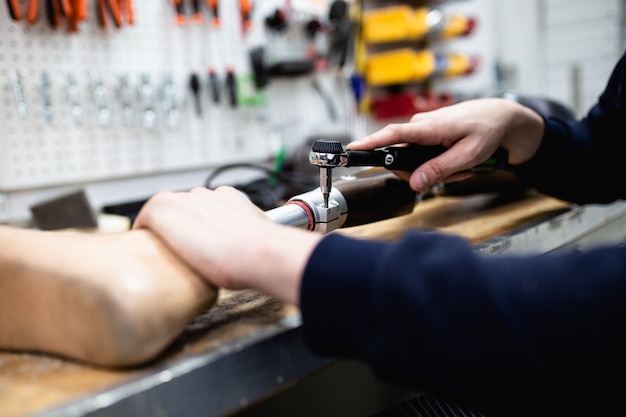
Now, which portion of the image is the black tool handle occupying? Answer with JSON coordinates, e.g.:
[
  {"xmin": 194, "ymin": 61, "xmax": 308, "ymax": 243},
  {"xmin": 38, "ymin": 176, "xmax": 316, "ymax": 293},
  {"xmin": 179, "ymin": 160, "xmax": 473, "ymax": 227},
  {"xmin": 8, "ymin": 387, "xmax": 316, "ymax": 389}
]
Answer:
[
  {"xmin": 346, "ymin": 145, "xmax": 509, "ymax": 172},
  {"xmin": 333, "ymin": 170, "xmax": 417, "ymax": 228}
]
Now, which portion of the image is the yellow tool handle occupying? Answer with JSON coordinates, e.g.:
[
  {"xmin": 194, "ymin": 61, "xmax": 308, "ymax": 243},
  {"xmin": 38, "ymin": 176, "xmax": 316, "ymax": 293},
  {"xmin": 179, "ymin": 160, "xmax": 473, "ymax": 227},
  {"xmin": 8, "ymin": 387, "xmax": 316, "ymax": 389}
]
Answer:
[
  {"xmin": 365, "ymin": 49, "xmax": 473, "ymax": 86},
  {"xmin": 362, "ymin": 5, "xmax": 474, "ymax": 44}
]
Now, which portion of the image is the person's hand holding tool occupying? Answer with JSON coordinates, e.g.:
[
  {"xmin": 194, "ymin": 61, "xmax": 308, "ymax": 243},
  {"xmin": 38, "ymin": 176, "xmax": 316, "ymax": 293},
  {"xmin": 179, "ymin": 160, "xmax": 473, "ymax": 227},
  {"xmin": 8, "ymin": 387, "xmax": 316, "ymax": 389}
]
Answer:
[{"xmin": 347, "ymin": 98, "xmax": 544, "ymax": 191}]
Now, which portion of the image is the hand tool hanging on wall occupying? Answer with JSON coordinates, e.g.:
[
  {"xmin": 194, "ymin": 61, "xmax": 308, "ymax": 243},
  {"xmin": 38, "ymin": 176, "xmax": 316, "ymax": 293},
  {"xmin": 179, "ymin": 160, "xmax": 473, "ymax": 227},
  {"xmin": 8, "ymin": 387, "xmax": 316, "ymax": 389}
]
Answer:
[
  {"xmin": 189, "ymin": 72, "xmax": 203, "ymax": 116},
  {"xmin": 46, "ymin": 0, "xmax": 62, "ymax": 28},
  {"xmin": 362, "ymin": 5, "xmax": 476, "ymax": 44},
  {"xmin": 327, "ymin": 0, "xmax": 350, "ymax": 70},
  {"xmin": 97, "ymin": 0, "xmax": 122, "ymax": 28},
  {"xmin": 225, "ymin": 68, "xmax": 237, "ymax": 108},
  {"xmin": 116, "ymin": 73, "xmax": 134, "ymax": 128},
  {"xmin": 206, "ymin": 0, "xmax": 220, "ymax": 27},
  {"xmin": 171, "ymin": 0, "xmax": 187, "ymax": 25},
  {"xmin": 9, "ymin": 0, "xmax": 102, "ymax": 30},
  {"xmin": 365, "ymin": 48, "xmax": 478, "ymax": 87},
  {"xmin": 6, "ymin": 0, "xmax": 22, "ymax": 20},
  {"xmin": 67, "ymin": 0, "xmax": 86, "ymax": 31},
  {"xmin": 27, "ymin": 0, "xmax": 40, "ymax": 24},
  {"xmin": 45, "ymin": 0, "xmax": 87, "ymax": 32},
  {"xmin": 40, "ymin": 72, "xmax": 54, "ymax": 123},
  {"xmin": 161, "ymin": 74, "xmax": 180, "ymax": 129},
  {"xmin": 118, "ymin": 0, "xmax": 133, "ymax": 24},
  {"xmin": 190, "ymin": 0, "xmax": 202, "ymax": 24},
  {"xmin": 66, "ymin": 73, "xmax": 82, "ymax": 126},
  {"xmin": 73, "ymin": 0, "xmax": 86, "ymax": 20},
  {"xmin": 208, "ymin": 68, "xmax": 221, "ymax": 103},
  {"xmin": 90, "ymin": 73, "xmax": 110, "ymax": 127},
  {"xmin": 239, "ymin": 0, "xmax": 252, "ymax": 33},
  {"xmin": 138, "ymin": 74, "xmax": 157, "ymax": 131},
  {"xmin": 9, "ymin": 70, "xmax": 27, "ymax": 119},
  {"xmin": 248, "ymin": 46, "xmax": 316, "ymax": 90}
]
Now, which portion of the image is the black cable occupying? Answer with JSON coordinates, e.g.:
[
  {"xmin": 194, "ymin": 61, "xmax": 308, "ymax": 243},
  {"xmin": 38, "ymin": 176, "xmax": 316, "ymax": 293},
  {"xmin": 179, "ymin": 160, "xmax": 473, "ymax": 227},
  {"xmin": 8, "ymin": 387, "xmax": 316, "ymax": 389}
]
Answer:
[{"xmin": 204, "ymin": 162, "xmax": 318, "ymax": 210}]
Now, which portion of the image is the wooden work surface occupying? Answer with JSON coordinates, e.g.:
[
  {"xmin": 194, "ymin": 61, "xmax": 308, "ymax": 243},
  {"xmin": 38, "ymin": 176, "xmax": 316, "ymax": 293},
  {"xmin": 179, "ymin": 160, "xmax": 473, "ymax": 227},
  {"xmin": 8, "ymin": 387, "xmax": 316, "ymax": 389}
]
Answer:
[{"xmin": 0, "ymin": 192, "xmax": 571, "ymax": 417}]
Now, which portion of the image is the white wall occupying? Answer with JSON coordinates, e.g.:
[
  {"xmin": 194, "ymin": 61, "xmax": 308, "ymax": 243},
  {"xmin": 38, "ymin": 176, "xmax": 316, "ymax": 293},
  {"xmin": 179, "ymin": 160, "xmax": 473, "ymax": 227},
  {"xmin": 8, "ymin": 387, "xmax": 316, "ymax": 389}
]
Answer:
[
  {"xmin": 437, "ymin": 0, "xmax": 624, "ymax": 115},
  {"xmin": 434, "ymin": 0, "xmax": 542, "ymax": 96}
]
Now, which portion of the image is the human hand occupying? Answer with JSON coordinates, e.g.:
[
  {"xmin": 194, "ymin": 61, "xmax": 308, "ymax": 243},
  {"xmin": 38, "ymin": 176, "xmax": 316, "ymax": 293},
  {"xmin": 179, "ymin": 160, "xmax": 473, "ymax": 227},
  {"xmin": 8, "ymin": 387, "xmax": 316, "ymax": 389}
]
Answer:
[
  {"xmin": 132, "ymin": 186, "xmax": 322, "ymax": 305},
  {"xmin": 347, "ymin": 98, "xmax": 544, "ymax": 191}
]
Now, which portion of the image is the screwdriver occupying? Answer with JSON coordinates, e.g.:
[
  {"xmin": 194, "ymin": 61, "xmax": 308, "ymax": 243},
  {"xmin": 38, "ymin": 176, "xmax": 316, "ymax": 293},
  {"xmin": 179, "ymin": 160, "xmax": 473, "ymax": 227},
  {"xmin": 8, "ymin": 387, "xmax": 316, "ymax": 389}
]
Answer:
[
  {"xmin": 207, "ymin": 0, "xmax": 220, "ymax": 27},
  {"xmin": 172, "ymin": 0, "xmax": 186, "ymax": 25},
  {"xmin": 239, "ymin": 0, "xmax": 252, "ymax": 33},
  {"xmin": 191, "ymin": 0, "xmax": 203, "ymax": 24},
  {"xmin": 208, "ymin": 68, "xmax": 220, "ymax": 104},
  {"xmin": 225, "ymin": 68, "xmax": 237, "ymax": 108},
  {"xmin": 27, "ymin": 0, "xmax": 40, "ymax": 24},
  {"xmin": 189, "ymin": 72, "xmax": 202, "ymax": 116}
]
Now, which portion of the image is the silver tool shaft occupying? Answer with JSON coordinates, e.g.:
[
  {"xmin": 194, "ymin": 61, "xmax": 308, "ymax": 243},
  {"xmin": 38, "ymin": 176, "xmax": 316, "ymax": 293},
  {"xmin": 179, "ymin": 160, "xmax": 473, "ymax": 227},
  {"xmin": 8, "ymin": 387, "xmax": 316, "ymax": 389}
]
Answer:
[{"xmin": 320, "ymin": 166, "xmax": 331, "ymax": 208}]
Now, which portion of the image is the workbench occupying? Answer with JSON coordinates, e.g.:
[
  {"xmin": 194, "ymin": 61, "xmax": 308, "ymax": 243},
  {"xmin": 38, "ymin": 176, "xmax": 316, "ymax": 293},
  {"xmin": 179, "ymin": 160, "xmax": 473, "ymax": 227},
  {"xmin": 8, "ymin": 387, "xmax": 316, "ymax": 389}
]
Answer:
[{"xmin": 2, "ymin": 191, "xmax": 626, "ymax": 417}]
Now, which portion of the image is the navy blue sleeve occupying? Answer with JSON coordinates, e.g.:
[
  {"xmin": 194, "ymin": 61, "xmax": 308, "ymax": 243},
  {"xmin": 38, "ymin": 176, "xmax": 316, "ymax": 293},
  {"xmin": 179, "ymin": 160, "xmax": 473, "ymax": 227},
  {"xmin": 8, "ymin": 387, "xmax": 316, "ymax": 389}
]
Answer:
[
  {"xmin": 511, "ymin": 50, "xmax": 626, "ymax": 204},
  {"xmin": 300, "ymin": 51, "xmax": 626, "ymax": 414},
  {"xmin": 300, "ymin": 231, "xmax": 626, "ymax": 412}
]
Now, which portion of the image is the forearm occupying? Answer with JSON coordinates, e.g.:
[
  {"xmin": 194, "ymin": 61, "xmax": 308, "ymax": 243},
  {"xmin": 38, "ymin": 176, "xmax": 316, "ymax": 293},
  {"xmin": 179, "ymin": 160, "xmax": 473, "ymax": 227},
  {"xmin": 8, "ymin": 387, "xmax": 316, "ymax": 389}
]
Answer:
[
  {"xmin": 0, "ymin": 225, "xmax": 218, "ymax": 367},
  {"xmin": 301, "ymin": 232, "xmax": 626, "ymax": 407},
  {"xmin": 512, "ymin": 116, "xmax": 626, "ymax": 203},
  {"xmin": 236, "ymin": 224, "xmax": 322, "ymax": 305},
  {"xmin": 512, "ymin": 51, "xmax": 626, "ymax": 203}
]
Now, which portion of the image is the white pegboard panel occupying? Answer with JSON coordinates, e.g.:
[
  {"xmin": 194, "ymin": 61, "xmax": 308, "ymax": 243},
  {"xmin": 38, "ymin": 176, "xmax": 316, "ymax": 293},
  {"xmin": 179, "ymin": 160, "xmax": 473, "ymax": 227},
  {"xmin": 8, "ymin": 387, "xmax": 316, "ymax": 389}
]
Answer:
[{"xmin": 0, "ymin": 0, "xmax": 343, "ymax": 194}]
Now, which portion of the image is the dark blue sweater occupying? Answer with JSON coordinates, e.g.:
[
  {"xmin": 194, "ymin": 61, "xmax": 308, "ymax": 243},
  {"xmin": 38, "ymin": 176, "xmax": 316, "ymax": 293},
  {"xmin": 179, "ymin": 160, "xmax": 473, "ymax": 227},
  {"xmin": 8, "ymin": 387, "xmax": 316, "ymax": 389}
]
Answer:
[{"xmin": 301, "ymin": 51, "xmax": 626, "ymax": 415}]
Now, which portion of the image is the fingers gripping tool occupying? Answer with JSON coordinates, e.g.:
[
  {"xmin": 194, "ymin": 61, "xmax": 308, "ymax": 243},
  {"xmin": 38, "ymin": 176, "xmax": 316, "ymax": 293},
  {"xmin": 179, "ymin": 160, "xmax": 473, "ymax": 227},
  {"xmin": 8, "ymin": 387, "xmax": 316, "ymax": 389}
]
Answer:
[{"xmin": 308, "ymin": 140, "xmax": 509, "ymax": 208}]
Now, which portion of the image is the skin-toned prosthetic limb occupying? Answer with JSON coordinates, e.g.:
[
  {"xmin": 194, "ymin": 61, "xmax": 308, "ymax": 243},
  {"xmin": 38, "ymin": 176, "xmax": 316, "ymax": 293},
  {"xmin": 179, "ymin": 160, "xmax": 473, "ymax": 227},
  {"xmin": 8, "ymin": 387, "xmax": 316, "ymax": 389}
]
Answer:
[{"xmin": 0, "ymin": 225, "xmax": 218, "ymax": 367}]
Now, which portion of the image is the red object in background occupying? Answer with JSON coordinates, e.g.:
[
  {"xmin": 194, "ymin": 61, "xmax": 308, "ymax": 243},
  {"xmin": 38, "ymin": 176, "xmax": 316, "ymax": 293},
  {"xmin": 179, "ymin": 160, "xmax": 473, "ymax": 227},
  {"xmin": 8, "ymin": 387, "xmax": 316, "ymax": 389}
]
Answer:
[
  {"xmin": 463, "ymin": 17, "xmax": 478, "ymax": 36},
  {"xmin": 371, "ymin": 92, "xmax": 455, "ymax": 120}
]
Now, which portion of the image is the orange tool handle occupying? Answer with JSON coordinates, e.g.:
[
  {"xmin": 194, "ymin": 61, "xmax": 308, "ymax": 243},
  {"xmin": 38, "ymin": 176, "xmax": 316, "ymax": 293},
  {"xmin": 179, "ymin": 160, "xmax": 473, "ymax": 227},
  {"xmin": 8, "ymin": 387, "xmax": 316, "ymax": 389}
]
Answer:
[
  {"xmin": 206, "ymin": 0, "xmax": 220, "ymax": 27},
  {"xmin": 96, "ymin": 0, "xmax": 106, "ymax": 27},
  {"xmin": 106, "ymin": 0, "xmax": 122, "ymax": 27},
  {"xmin": 73, "ymin": 0, "xmax": 86, "ymax": 20},
  {"xmin": 191, "ymin": 0, "xmax": 202, "ymax": 23},
  {"xmin": 66, "ymin": 0, "xmax": 84, "ymax": 32},
  {"xmin": 58, "ymin": 0, "xmax": 72, "ymax": 16},
  {"xmin": 120, "ymin": 0, "xmax": 134, "ymax": 24},
  {"xmin": 7, "ymin": 0, "xmax": 22, "ymax": 20},
  {"xmin": 240, "ymin": 0, "xmax": 252, "ymax": 31},
  {"xmin": 27, "ymin": 0, "xmax": 39, "ymax": 24},
  {"xmin": 171, "ymin": 0, "xmax": 186, "ymax": 25}
]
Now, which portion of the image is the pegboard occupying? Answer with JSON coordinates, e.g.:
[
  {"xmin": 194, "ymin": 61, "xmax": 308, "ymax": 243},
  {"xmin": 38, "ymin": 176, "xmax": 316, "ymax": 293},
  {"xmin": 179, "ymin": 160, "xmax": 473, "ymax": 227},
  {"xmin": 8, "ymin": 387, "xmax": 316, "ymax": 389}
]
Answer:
[{"xmin": 0, "ymin": 0, "xmax": 345, "ymax": 193}]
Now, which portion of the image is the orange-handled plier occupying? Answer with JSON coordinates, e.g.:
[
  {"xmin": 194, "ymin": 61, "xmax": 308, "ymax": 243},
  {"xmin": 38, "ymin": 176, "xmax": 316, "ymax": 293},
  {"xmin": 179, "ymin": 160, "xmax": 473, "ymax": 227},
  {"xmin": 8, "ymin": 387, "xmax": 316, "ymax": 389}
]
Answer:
[
  {"xmin": 26, "ymin": 0, "xmax": 40, "ymax": 24},
  {"xmin": 45, "ymin": 0, "xmax": 73, "ymax": 29},
  {"xmin": 67, "ymin": 0, "xmax": 87, "ymax": 32},
  {"xmin": 72, "ymin": 0, "xmax": 86, "ymax": 21},
  {"xmin": 6, "ymin": 0, "xmax": 22, "ymax": 20},
  {"xmin": 119, "ymin": 0, "xmax": 134, "ymax": 24},
  {"xmin": 97, "ymin": 0, "xmax": 122, "ymax": 28}
]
